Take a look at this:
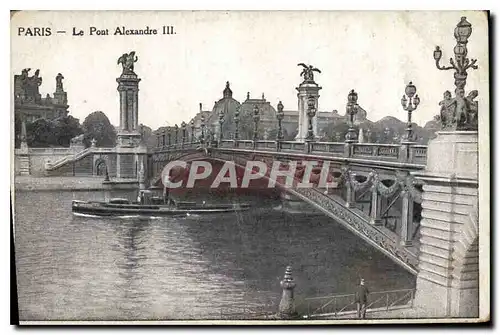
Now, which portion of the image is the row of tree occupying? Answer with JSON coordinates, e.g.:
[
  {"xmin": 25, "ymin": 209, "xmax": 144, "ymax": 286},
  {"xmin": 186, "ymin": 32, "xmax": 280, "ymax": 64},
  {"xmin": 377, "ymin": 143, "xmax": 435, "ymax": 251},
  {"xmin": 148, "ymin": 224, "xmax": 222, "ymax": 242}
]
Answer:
[{"xmin": 14, "ymin": 111, "xmax": 117, "ymax": 148}]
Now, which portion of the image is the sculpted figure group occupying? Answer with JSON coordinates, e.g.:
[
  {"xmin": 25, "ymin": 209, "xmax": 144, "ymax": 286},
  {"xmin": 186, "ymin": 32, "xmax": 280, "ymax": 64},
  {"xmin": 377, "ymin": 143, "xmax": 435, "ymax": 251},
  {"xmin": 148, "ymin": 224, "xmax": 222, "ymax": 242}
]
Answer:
[{"xmin": 439, "ymin": 88, "xmax": 478, "ymax": 131}]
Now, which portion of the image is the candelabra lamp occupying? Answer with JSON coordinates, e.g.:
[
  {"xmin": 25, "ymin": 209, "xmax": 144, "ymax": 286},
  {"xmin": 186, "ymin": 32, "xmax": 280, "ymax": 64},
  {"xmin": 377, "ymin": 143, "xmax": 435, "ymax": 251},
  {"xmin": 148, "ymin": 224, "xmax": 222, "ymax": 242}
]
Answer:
[
  {"xmin": 181, "ymin": 121, "xmax": 187, "ymax": 147},
  {"xmin": 218, "ymin": 109, "xmax": 224, "ymax": 142},
  {"xmin": 190, "ymin": 119, "xmax": 195, "ymax": 144},
  {"xmin": 345, "ymin": 90, "xmax": 359, "ymax": 142},
  {"xmin": 401, "ymin": 82, "xmax": 420, "ymax": 142},
  {"xmin": 200, "ymin": 115, "xmax": 206, "ymax": 144},
  {"xmin": 433, "ymin": 16, "xmax": 479, "ymax": 131},
  {"xmin": 253, "ymin": 105, "xmax": 260, "ymax": 148}
]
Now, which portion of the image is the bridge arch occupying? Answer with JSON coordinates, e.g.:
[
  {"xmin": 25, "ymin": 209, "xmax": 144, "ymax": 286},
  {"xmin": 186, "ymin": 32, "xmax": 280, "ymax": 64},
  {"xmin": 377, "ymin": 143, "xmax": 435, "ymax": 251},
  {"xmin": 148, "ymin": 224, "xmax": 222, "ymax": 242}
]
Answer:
[{"xmin": 151, "ymin": 149, "xmax": 419, "ymax": 275}]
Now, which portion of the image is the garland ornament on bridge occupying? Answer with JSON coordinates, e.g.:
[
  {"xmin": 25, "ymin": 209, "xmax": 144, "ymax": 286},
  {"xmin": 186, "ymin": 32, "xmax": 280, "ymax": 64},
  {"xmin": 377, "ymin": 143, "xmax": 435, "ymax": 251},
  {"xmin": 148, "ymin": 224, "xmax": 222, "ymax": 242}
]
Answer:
[{"xmin": 434, "ymin": 16, "xmax": 479, "ymax": 131}]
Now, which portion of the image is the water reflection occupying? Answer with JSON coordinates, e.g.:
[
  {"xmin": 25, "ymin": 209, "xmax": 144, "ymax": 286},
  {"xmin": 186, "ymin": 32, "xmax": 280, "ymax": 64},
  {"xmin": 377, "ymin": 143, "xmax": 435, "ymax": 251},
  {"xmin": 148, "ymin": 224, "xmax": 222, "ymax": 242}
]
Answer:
[{"xmin": 14, "ymin": 190, "xmax": 415, "ymax": 320}]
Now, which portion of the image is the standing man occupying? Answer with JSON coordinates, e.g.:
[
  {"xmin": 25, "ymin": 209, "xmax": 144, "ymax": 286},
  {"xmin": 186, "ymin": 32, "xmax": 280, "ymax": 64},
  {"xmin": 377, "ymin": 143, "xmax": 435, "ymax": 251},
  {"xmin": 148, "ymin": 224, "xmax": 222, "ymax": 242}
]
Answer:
[{"xmin": 355, "ymin": 278, "xmax": 369, "ymax": 319}]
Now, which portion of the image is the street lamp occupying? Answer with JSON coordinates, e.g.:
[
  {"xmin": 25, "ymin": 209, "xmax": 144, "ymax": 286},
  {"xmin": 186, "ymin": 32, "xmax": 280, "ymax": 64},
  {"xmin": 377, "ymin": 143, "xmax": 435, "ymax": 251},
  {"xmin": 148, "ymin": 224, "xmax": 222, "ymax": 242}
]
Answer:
[
  {"xmin": 234, "ymin": 106, "xmax": 240, "ymax": 140},
  {"xmin": 200, "ymin": 115, "xmax": 206, "ymax": 144},
  {"xmin": 181, "ymin": 121, "xmax": 187, "ymax": 146},
  {"xmin": 345, "ymin": 89, "xmax": 359, "ymax": 142},
  {"xmin": 190, "ymin": 119, "xmax": 195, "ymax": 143},
  {"xmin": 306, "ymin": 96, "xmax": 316, "ymax": 141},
  {"xmin": 253, "ymin": 105, "xmax": 260, "ymax": 143},
  {"xmin": 218, "ymin": 109, "xmax": 224, "ymax": 142},
  {"xmin": 276, "ymin": 101, "xmax": 284, "ymax": 141},
  {"xmin": 401, "ymin": 82, "xmax": 420, "ymax": 142},
  {"xmin": 433, "ymin": 16, "xmax": 478, "ymax": 91}
]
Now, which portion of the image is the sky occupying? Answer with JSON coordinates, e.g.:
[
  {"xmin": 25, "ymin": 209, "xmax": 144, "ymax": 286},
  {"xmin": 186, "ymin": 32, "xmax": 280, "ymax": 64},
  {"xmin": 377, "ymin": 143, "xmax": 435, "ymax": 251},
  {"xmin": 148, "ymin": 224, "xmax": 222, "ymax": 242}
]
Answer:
[{"xmin": 11, "ymin": 11, "xmax": 489, "ymax": 129}]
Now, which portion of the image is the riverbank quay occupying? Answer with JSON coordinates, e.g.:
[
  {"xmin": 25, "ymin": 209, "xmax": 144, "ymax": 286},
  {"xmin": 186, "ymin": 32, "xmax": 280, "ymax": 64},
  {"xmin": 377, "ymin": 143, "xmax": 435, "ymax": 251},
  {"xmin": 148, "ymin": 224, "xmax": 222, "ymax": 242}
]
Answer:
[{"xmin": 13, "ymin": 176, "xmax": 138, "ymax": 191}]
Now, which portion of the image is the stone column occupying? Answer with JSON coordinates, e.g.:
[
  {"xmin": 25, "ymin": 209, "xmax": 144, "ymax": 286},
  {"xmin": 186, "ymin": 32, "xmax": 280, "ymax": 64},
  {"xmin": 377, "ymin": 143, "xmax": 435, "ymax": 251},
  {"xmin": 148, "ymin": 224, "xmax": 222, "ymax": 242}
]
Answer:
[
  {"xmin": 370, "ymin": 184, "xmax": 382, "ymax": 225},
  {"xmin": 345, "ymin": 179, "xmax": 355, "ymax": 208},
  {"xmin": 413, "ymin": 131, "xmax": 479, "ymax": 318},
  {"xmin": 400, "ymin": 189, "xmax": 414, "ymax": 246},
  {"xmin": 116, "ymin": 70, "xmax": 141, "ymax": 148},
  {"xmin": 295, "ymin": 83, "xmax": 321, "ymax": 142}
]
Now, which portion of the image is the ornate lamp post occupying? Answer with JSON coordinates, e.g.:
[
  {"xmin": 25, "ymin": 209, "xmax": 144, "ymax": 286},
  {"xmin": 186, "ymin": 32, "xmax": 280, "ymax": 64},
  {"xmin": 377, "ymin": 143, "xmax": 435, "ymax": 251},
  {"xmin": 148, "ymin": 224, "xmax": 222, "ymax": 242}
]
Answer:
[
  {"xmin": 345, "ymin": 89, "xmax": 359, "ymax": 142},
  {"xmin": 200, "ymin": 115, "xmax": 206, "ymax": 144},
  {"xmin": 253, "ymin": 105, "xmax": 260, "ymax": 148},
  {"xmin": 401, "ymin": 82, "xmax": 420, "ymax": 142},
  {"xmin": 190, "ymin": 119, "xmax": 195, "ymax": 143},
  {"xmin": 181, "ymin": 121, "xmax": 187, "ymax": 146},
  {"xmin": 234, "ymin": 106, "xmax": 240, "ymax": 141},
  {"xmin": 434, "ymin": 17, "xmax": 477, "ymax": 91},
  {"xmin": 306, "ymin": 96, "xmax": 317, "ymax": 141},
  {"xmin": 433, "ymin": 16, "xmax": 479, "ymax": 131},
  {"xmin": 277, "ymin": 101, "xmax": 284, "ymax": 141},
  {"xmin": 218, "ymin": 109, "xmax": 224, "ymax": 142},
  {"xmin": 174, "ymin": 124, "xmax": 179, "ymax": 145}
]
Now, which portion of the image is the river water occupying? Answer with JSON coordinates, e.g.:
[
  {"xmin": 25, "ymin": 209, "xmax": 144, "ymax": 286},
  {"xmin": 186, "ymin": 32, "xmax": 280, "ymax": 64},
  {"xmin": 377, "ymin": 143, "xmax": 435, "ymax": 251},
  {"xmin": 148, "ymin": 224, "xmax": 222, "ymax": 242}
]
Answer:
[{"xmin": 14, "ymin": 190, "xmax": 415, "ymax": 321}]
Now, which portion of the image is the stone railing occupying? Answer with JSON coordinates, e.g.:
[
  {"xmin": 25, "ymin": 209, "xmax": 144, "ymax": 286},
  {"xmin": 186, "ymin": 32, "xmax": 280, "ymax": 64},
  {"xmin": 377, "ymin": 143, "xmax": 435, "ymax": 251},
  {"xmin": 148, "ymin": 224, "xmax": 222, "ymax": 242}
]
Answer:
[
  {"xmin": 155, "ymin": 139, "xmax": 428, "ymax": 165},
  {"xmin": 44, "ymin": 147, "xmax": 115, "ymax": 171}
]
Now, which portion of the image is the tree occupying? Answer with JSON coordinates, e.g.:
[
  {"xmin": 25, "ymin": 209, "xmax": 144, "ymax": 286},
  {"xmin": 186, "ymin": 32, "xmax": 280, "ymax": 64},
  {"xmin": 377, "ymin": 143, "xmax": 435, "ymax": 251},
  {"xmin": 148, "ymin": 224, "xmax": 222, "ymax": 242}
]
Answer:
[
  {"xmin": 82, "ymin": 111, "xmax": 116, "ymax": 147},
  {"xmin": 26, "ymin": 118, "xmax": 55, "ymax": 147},
  {"xmin": 51, "ymin": 115, "xmax": 83, "ymax": 147}
]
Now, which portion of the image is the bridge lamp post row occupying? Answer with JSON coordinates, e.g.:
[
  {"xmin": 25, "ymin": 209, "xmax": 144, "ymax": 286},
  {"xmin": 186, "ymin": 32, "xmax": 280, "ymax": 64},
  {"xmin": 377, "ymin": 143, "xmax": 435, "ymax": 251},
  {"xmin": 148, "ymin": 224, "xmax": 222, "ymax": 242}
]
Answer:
[
  {"xmin": 401, "ymin": 82, "xmax": 420, "ymax": 142},
  {"xmin": 276, "ymin": 100, "xmax": 285, "ymax": 139}
]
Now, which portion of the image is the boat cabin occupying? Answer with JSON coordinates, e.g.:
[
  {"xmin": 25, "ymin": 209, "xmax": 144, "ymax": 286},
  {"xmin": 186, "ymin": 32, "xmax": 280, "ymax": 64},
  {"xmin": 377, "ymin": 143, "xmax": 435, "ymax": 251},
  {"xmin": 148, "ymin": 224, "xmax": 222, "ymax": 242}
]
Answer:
[{"xmin": 137, "ymin": 190, "xmax": 164, "ymax": 205}]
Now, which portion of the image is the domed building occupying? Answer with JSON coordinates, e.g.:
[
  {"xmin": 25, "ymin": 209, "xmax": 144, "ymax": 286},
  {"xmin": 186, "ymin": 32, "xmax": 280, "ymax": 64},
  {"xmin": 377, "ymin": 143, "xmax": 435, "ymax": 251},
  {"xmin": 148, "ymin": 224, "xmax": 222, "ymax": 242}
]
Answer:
[{"xmin": 206, "ymin": 81, "xmax": 241, "ymax": 139}]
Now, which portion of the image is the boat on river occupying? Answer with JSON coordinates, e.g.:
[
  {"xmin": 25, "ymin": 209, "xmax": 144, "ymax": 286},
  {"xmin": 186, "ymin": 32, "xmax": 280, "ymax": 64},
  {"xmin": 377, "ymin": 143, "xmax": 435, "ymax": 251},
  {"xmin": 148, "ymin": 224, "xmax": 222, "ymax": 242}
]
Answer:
[{"xmin": 72, "ymin": 190, "xmax": 251, "ymax": 217}]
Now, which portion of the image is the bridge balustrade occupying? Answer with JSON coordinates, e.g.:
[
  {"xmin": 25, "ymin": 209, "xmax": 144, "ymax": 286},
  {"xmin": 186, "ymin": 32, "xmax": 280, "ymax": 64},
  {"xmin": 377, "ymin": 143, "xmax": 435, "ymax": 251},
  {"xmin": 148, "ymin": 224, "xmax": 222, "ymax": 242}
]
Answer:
[{"xmin": 153, "ymin": 136, "xmax": 427, "ymax": 164}]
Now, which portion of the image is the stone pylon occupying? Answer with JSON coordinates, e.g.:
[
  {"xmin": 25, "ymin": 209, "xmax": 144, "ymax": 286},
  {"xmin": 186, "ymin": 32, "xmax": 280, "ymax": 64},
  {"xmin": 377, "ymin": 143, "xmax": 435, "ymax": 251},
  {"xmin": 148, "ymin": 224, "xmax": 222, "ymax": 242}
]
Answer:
[
  {"xmin": 413, "ymin": 131, "xmax": 479, "ymax": 317},
  {"xmin": 116, "ymin": 68, "xmax": 141, "ymax": 148},
  {"xmin": 295, "ymin": 79, "xmax": 321, "ymax": 142},
  {"xmin": 114, "ymin": 52, "xmax": 147, "ymax": 180}
]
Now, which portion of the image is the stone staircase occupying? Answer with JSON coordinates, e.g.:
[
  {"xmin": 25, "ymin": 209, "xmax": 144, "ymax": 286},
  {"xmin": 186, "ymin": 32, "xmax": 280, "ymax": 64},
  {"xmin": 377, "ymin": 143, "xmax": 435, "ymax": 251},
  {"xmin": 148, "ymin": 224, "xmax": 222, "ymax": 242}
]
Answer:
[
  {"xmin": 18, "ymin": 155, "xmax": 30, "ymax": 175},
  {"xmin": 289, "ymin": 187, "xmax": 419, "ymax": 275}
]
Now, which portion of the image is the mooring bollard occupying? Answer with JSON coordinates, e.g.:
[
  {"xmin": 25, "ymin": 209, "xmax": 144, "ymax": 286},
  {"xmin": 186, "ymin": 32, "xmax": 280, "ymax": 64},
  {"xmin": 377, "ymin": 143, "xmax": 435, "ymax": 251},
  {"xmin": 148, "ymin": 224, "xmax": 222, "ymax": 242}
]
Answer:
[{"xmin": 278, "ymin": 266, "xmax": 297, "ymax": 319}]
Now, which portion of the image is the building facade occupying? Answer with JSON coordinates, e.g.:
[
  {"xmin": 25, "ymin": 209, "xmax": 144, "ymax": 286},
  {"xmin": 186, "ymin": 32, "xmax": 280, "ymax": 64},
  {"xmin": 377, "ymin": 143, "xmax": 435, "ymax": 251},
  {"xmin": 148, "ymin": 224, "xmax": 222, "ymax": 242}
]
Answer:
[{"xmin": 14, "ymin": 69, "xmax": 69, "ymax": 122}]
